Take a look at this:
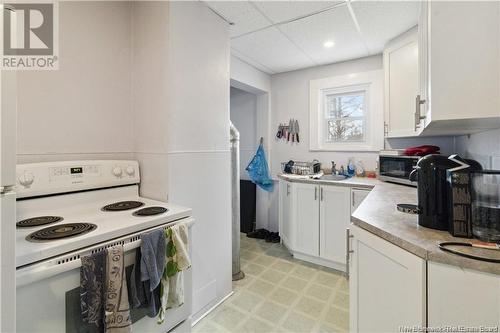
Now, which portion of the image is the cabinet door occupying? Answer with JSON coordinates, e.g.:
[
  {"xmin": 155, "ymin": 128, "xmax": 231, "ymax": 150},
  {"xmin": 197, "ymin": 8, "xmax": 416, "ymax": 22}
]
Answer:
[
  {"xmin": 351, "ymin": 188, "xmax": 370, "ymax": 214},
  {"xmin": 428, "ymin": 262, "xmax": 500, "ymax": 327},
  {"xmin": 319, "ymin": 186, "xmax": 350, "ymax": 266},
  {"xmin": 294, "ymin": 183, "xmax": 320, "ymax": 257},
  {"xmin": 417, "ymin": 0, "xmax": 429, "ymax": 132},
  {"xmin": 383, "ymin": 27, "xmax": 419, "ymax": 137},
  {"xmin": 349, "ymin": 225, "xmax": 426, "ymax": 333},
  {"xmin": 279, "ymin": 180, "xmax": 293, "ymax": 249}
]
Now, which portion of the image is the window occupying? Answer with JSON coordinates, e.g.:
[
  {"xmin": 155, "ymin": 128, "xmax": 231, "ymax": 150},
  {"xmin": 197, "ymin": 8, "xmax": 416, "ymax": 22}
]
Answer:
[
  {"xmin": 324, "ymin": 90, "xmax": 366, "ymax": 143},
  {"xmin": 309, "ymin": 70, "xmax": 384, "ymax": 151}
]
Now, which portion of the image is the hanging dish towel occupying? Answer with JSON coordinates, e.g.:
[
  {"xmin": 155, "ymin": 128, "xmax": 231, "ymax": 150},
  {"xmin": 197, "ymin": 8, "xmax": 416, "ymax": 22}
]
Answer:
[
  {"xmin": 105, "ymin": 246, "xmax": 132, "ymax": 333},
  {"xmin": 129, "ymin": 229, "xmax": 166, "ymax": 317},
  {"xmin": 158, "ymin": 223, "xmax": 191, "ymax": 324},
  {"xmin": 80, "ymin": 250, "xmax": 106, "ymax": 333},
  {"xmin": 246, "ymin": 142, "xmax": 274, "ymax": 192}
]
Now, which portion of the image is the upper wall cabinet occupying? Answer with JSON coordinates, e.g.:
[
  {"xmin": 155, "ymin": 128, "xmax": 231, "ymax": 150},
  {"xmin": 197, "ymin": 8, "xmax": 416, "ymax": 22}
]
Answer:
[
  {"xmin": 384, "ymin": 27, "xmax": 419, "ymax": 138},
  {"xmin": 417, "ymin": 1, "xmax": 500, "ymax": 136},
  {"xmin": 385, "ymin": 2, "xmax": 500, "ymax": 137}
]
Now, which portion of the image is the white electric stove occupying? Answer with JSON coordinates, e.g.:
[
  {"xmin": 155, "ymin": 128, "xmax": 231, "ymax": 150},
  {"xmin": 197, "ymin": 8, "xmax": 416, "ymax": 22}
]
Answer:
[{"xmin": 15, "ymin": 160, "xmax": 193, "ymax": 333}]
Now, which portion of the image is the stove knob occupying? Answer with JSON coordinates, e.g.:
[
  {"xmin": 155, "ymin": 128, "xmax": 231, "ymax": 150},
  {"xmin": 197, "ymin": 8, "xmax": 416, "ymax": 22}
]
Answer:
[
  {"xmin": 112, "ymin": 166, "xmax": 123, "ymax": 178},
  {"xmin": 18, "ymin": 171, "xmax": 34, "ymax": 188},
  {"xmin": 125, "ymin": 166, "xmax": 135, "ymax": 176}
]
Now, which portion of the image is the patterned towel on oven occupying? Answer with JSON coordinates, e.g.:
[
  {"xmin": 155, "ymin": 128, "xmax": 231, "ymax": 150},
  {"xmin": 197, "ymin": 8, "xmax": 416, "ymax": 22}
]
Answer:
[
  {"xmin": 104, "ymin": 245, "xmax": 132, "ymax": 333},
  {"xmin": 158, "ymin": 222, "xmax": 191, "ymax": 324},
  {"xmin": 81, "ymin": 250, "xmax": 107, "ymax": 333}
]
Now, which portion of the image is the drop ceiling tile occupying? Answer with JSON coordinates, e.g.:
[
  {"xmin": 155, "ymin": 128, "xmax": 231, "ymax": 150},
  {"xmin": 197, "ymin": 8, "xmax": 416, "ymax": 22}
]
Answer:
[
  {"xmin": 279, "ymin": 4, "xmax": 368, "ymax": 66},
  {"xmin": 231, "ymin": 26, "xmax": 315, "ymax": 73},
  {"xmin": 351, "ymin": 1, "xmax": 420, "ymax": 53},
  {"xmin": 252, "ymin": 1, "xmax": 344, "ymax": 24},
  {"xmin": 205, "ymin": 1, "xmax": 271, "ymax": 37}
]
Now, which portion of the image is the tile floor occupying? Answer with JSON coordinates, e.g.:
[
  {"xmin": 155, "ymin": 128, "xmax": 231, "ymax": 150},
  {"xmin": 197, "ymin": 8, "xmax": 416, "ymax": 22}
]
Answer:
[{"xmin": 193, "ymin": 234, "xmax": 349, "ymax": 333}]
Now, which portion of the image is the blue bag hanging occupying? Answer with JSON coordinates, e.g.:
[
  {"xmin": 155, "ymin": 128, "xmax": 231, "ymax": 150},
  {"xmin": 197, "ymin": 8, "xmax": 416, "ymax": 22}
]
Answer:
[{"xmin": 246, "ymin": 140, "xmax": 274, "ymax": 192}]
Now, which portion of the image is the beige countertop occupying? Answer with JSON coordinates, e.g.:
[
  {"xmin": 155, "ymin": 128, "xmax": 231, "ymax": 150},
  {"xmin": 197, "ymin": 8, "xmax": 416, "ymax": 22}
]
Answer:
[{"xmin": 278, "ymin": 174, "xmax": 500, "ymax": 275}]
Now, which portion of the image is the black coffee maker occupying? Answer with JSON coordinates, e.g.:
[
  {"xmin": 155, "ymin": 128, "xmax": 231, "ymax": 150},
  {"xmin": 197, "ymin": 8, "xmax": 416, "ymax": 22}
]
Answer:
[{"xmin": 409, "ymin": 155, "xmax": 482, "ymax": 231}]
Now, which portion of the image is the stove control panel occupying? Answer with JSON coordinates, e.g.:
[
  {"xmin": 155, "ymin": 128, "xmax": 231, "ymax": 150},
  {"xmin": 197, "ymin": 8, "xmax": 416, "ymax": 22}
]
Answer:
[{"xmin": 16, "ymin": 160, "xmax": 140, "ymax": 198}]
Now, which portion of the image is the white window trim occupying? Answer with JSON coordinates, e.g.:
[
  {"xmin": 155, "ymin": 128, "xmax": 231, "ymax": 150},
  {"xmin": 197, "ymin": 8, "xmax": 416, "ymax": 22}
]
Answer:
[{"xmin": 309, "ymin": 70, "xmax": 384, "ymax": 152}]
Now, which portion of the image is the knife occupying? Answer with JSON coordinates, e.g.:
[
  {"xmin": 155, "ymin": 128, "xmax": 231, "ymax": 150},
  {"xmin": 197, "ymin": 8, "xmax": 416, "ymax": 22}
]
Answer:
[
  {"xmin": 295, "ymin": 119, "xmax": 300, "ymax": 143},
  {"xmin": 287, "ymin": 119, "xmax": 292, "ymax": 141}
]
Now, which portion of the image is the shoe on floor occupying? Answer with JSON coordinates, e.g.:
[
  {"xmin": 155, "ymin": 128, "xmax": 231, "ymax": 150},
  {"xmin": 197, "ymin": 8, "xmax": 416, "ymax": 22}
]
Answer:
[
  {"xmin": 265, "ymin": 232, "xmax": 280, "ymax": 243},
  {"xmin": 247, "ymin": 229, "xmax": 270, "ymax": 239}
]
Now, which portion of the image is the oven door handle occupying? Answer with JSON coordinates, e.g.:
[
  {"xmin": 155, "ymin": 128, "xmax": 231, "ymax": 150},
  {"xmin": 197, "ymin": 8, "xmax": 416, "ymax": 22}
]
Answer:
[{"xmin": 16, "ymin": 239, "xmax": 142, "ymax": 288}]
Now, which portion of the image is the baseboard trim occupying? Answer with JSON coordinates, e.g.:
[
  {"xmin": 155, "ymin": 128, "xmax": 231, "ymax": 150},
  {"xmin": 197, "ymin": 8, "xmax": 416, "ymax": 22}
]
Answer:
[
  {"xmin": 191, "ymin": 291, "xmax": 234, "ymax": 327},
  {"xmin": 293, "ymin": 251, "xmax": 347, "ymax": 273}
]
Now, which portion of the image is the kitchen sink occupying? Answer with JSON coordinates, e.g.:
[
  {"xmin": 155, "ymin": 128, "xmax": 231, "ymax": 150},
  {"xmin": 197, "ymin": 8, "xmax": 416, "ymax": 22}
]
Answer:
[{"xmin": 320, "ymin": 174, "xmax": 348, "ymax": 181}]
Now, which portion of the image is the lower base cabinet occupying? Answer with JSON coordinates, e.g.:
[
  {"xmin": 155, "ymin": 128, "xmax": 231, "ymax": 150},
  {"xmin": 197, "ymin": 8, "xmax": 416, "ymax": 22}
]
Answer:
[
  {"xmin": 348, "ymin": 225, "xmax": 426, "ymax": 332},
  {"xmin": 349, "ymin": 225, "xmax": 500, "ymax": 332},
  {"xmin": 428, "ymin": 261, "xmax": 500, "ymax": 328}
]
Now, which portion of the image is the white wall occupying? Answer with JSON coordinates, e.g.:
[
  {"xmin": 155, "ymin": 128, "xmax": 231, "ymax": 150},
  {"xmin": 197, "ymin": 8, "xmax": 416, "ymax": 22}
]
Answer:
[
  {"xmin": 230, "ymin": 55, "xmax": 271, "ymax": 93},
  {"xmin": 230, "ymin": 87, "xmax": 257, "ymax": 180},
  {"xmin": 166, "ymin": 1, "xmax": 232, "ymax": 321},
  {"xmin": 271, "ymin": 55, "xmax": 383, "ymax": 176},
  {"xmin": 131, "ymin": 1, "xmax": 170, "ymax": 201},
  {"xmin": 17, "ymin": 2, "xmax": 134, "ymax": 162},
  {"xmin": 455, "ymin": 128, "xmax": 500, "ymax": 169}
]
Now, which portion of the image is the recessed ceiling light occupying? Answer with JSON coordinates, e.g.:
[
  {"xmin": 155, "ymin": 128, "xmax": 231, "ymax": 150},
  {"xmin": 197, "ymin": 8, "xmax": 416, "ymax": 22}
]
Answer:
[{"xmin": 323, "ymin": 40, "xmax": 335, "ymax": 48}]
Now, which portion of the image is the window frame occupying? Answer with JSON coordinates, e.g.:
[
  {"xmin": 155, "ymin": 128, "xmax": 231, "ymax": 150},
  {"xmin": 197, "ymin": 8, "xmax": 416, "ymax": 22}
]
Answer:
[
  {"xmin": 309, "ymin": 70, "xmax": 384, "ymax": 152},
  {"xmin": 322, "ymin": 87, "xmax": 368, "ymax": 144}
]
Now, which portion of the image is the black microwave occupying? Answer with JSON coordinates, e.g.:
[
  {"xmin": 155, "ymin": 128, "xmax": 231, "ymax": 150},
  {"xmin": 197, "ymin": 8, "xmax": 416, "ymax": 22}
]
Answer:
[{"xmin": 379, "ymin": 155, "xmax": 420, "ymax": 186}]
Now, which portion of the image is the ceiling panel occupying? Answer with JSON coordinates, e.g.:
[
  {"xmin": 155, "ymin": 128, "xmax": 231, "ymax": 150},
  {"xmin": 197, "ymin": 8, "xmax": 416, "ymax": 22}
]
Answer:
[
  {"xmin": 231, "ymin": 26, "xmax": 315, "ymax": 73},
  {"xmin": 351, "ymin": 1, "xmax": 420, "ymax": 53},
  {"xmin": 279, "ymin": 5, "xmax": 368, "ymax": 66},
  {"xmin": 252, "ymin": 1, "xmax": 344, "ymax": 24},
  {"xmin": 205, "ymin": 1, "xmax": 270, "ymax": 37}
]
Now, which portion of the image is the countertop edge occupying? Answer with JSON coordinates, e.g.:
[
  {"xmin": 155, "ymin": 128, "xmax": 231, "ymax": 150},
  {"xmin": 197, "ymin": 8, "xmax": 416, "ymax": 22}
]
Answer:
[{"xmin": 276, "ymin": 174, "xmax": 377, "ymax": 189}]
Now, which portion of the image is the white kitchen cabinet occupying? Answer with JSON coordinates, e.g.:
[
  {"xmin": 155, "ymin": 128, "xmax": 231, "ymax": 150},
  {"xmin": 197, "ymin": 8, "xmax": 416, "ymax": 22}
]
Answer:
[
  {"xmin": 279, "ymin": 180, "xmax": 294, "ymax": 250},
  {"xmin": 348, "ymin": 225, "xmax": 426, "ymax": 333},
  {"xmin": 293, "ymin": 182, "xmax": 320, "ymax": 257},
  {"xmin": 319, "ymin": 185, "xmax": 351, "ymax": 267},
  {"xmin": 383, "ymin": 27, "xmax": 419, "ymax": 138},
  {"xmin": 279, "ymin": 179, "xmax": 373, "ymax": 271},
  {"xmin": 416, "ymin": 1, "xmax": 500, "ymax": 135},
  {"xmin": 428, "ymin": 261, "xmax": 500, "ymax": 327},
  {"xmin": 351, "ymin": 188, "xmax": 370, "ymax": 214}
]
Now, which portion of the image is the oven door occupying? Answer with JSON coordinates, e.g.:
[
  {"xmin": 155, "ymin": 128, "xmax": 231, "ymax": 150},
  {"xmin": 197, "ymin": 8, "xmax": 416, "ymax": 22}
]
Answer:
[
  {"xmin": 16, "ymin": 222, "xmax": 193, "ymax": 333},
  {"xmin": 379, "ymin": 156, "xmax": 419, "ymax": 186}
]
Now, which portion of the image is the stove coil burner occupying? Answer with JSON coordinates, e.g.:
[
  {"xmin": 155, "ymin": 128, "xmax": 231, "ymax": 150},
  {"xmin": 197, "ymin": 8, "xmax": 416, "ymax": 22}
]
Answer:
[
  {"xmin": 26, "ymin": 223, "xmax": 97, "ymax": 242},
  {"xmin": 17, "ymin": 216, "xmax": 63, "ymax": 228},
  {"xmin": 102, "ymin": 201, "xmax": 144, "ymax": 212},
  {"xmin": 133, "ymin": 206, "xmax": 168, "ymax": 216}
]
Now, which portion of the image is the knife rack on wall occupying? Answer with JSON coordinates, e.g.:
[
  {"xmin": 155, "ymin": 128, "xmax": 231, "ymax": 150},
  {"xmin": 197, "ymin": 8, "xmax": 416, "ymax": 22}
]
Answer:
[{"xmin": 276, "ymin": 119, "xmax": 300, "ymax": 143}]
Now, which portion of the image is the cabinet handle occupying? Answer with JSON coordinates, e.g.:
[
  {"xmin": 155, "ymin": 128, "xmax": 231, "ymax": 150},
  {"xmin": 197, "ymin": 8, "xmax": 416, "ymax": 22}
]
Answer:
[
  {"xmin": 352, "ymin": 191, "xmax": 355, "ymax": 207},
  {"xmin": 314, "ymin": 187, "xmax": 318, "ymax": 200},
  {"xmin": 286, "ymin": 184, "xmax": 290, "ymax": 196},
  {"xmin": 383, "ymin": 122, "xmax": 388, "ymax": 137},
  {"xmin": 345, "ymin": 228, "xmax": 354, "ymax": 279},
  {"xmin": 320, "ymin": 187, "xmax": 324, "ymax": 201},
  {"xmin": 414, "ymin": 95, "xmax": 426, "ymax": 131}
]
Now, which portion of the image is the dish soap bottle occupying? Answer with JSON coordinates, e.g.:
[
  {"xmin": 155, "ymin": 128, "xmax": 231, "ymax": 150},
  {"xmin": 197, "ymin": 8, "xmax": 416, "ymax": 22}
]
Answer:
[
  {"xmin": 356, "ymin": 160, "xmax": 365, "ymax": 177},
  {"xmin": 347, "ymin": 158, "xmax": 356, "ymax": 177}
]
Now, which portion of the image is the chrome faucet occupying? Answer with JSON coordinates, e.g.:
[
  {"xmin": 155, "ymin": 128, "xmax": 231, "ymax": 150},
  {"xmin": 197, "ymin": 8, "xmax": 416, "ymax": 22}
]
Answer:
[{"xmin": 331, "ymin": 161, "xmax": 337, "ymax": 175}]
